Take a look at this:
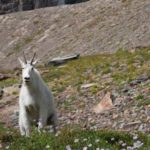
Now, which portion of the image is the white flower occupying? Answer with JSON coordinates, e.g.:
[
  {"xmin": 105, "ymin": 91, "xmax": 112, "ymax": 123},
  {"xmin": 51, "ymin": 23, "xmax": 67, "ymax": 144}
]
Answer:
[
  {"xmin": 95, "ymin": 139, "xmax": 100, "ymax": 143},
  {"xmin": 55, "ymin": 131, "xmax": 61, "ymax": 137},
  {"xmin": 83, "ymin": 147, "xmax": 88, "ymax": 150},
  {"xmin": 45, "ymin": 145, "xmax": 50, "ymax": 149},
  {"xmin": 74, "ymin": 138, "xmax": 79, "ymax": 143},
  {"xmin": 88, "ymin": 144, "xmax": 92, "ymax": 147},
  {"xmin": 49, "ymin": 129, "xmax": 54, "ymax": 133},
  {"xmin": 83, "ymin": 138, "xmax": 87, "ymax": 142},
  {"xmin": 5, "ymin": 146, "xmax": 9, "ymax": 149},
  {"xmin": 122, "ymin": 143, "xmax": 127, "ymax": 147},
  {"xmin": 66, "ymin": 145, "xmax": 72, "ymax": 150}
]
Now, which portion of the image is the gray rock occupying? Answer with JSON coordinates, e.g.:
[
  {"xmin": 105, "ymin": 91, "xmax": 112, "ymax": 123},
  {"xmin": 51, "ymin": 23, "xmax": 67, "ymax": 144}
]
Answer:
[
  {"xmin": 130, "ymin": 75, "xmax": 150, "ymax": 86},
  {"xmin": 0, "ymin": 0, "xmax": 89, "ymax": 14},
  {"xmin": 0, "ymin": 73, "xmax": 12, "ymax": 81},
  {"xmin": 133, "ymin": 135, "xmax": 138, "ymax": 140},
  {"xmin": 0, "ymin": 87, "xmax": 4, "ymax": 98},
  {"xmin": 127, "ymin": 147, "xmax": 134, "ymax": 150},
  {"xmin": 138, "ymin": 124, "xmax": 147, "ymax": 132},
  {"xmin": 47, "ymin": 54, "xmax": 80, "ymax": 66},
  {"xmin": 133, "ymin": 140, "xmax": 144, "ymax": 148}
]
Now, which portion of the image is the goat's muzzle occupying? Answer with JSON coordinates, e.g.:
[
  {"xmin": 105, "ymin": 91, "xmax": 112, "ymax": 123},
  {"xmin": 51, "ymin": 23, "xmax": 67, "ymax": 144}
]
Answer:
[{"xmin": 24, "ymin": 77, "xmax": 30, "ymax": 83}]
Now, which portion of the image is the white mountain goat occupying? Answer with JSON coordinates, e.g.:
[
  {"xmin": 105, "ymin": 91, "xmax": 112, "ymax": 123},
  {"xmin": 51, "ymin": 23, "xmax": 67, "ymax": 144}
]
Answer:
[{"xmin": 18, "ymin": 52, "xmax": 58, "ymax": 136}]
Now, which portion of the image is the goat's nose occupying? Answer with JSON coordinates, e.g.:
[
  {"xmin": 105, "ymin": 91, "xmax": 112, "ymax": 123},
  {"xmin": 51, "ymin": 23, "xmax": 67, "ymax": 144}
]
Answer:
[{"xmin": 24, "ymin": 77, "xmax": 30, "ymax": 80}]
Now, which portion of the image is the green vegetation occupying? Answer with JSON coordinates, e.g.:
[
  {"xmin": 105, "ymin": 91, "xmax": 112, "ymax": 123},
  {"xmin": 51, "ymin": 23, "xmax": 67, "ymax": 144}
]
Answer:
[
  {"xmin": 0, "ymin": 124, "xmax": 150, "ymax": 150},
  {"xmin": 137, "ymin": 99, "xmax": 150, "ymax": 107},
  {"xmin": 0, "ymin": 78, "xmax": 18, "ymax": 88},
  {"xmin": 43, "ymin": 46, "xmax": 150, "ymax": 94},
  {"xmin": 136, "ymin": 94, "xmax": 145, "ymax": 100},
  {"xmin": 135, "ymin": 94, "xmax": 150, "ymax": 106},
  {"xmin": 2, "ymin": 46, "xmax": 150, "ymax": 90}
]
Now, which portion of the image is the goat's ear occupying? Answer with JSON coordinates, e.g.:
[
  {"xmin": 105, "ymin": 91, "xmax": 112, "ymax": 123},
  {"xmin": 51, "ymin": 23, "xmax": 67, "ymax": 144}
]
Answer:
[{"xmin": 18, "ymin": 57, "xmax": 25, "ymax": 68}]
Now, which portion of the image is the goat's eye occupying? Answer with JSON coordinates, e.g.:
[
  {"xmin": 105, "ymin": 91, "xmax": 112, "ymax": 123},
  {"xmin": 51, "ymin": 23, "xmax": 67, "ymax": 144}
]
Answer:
[{"xmin": 31, "ymin": 67, "xmax": 34, "ymax": 71}]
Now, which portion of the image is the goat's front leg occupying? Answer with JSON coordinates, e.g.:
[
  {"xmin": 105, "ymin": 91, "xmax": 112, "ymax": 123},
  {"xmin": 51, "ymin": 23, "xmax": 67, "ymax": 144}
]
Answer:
[
  {"xmin": 38, "ymin": 108, "xmax": 47, "ymax": 131},
  {"xmin": 19, "ymin": 108, "xmax": 31, "ymax": 137},
  {"xmin": 51, "ymin": 113, "xmax": 58, "ymax": 133}
]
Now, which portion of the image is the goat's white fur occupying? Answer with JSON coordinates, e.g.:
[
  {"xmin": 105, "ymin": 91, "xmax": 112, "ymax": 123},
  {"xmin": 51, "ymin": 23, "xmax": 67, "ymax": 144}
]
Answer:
[{"xmin": 18, "ymin": 57, "xmax": 58, "ymax": 136}]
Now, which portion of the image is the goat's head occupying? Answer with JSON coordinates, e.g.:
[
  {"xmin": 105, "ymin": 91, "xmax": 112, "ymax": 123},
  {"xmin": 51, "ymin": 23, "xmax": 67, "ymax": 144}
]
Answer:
[{"xmin": 18, "ymin": 52, "xmax": 37, "ymax": 84}]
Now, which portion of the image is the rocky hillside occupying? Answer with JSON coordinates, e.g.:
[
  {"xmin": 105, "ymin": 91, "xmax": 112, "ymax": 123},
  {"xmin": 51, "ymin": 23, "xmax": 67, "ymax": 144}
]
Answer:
[{"xmin": 0, "ymin": 0, "xmax": 150, "ymax": 70}]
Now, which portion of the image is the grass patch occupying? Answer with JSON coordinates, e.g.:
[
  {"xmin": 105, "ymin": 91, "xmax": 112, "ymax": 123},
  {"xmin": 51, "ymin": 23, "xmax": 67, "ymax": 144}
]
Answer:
[
  {"xmin": 0, "ymin": 126, "xmax": 149, "ymax": 150},
  {"xmin": 0, "ymin": 78, "xmax": 18, "ymax": 87},
  {"xmin": 44, "ymin": 46, "xmax": 150, "ymax": 94},
  {"xmin": 137, "ymin": 99, "xmax": 150, "ymax": 107},
  {"xmin": 135, "ymin": 94, "xmax": 145, "ymax": 100}
]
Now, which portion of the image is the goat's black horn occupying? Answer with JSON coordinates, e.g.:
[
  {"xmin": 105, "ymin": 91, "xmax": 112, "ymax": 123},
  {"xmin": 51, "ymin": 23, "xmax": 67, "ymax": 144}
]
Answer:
[
  {"xmin": 31, "ymin": 52, "xmax": 36, "ymax": 64},
  {"xmin": 23, "ymin": 51, "xmax": 27, "ymax": 64}
]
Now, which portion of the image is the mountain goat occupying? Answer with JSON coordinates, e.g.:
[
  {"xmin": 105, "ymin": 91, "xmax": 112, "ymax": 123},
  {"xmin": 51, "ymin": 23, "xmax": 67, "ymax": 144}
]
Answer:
[{"xmin": 18, "ymin": 52, "xmax": 58, "ymax": 136}]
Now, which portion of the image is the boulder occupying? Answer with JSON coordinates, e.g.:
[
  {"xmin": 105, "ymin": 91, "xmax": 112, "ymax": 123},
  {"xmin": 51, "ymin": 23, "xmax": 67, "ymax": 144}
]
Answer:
[
  {"xmin": 47, "ymin": 53, "xmax": 80, "ymax": 66},
  {"xmin": 0, "ymin": 73, "xmax": 12, "ymax": 81}
]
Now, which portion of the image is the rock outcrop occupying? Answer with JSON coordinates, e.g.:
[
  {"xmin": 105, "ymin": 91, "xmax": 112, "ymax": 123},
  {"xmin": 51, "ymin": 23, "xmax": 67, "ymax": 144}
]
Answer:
[
  {"xmin": 0, "ymin": 0, "xmax": 88, "ymax": 14},
  {"xmin": 0, "ymin": 0, "xmax": 19, "ymax": 14}
]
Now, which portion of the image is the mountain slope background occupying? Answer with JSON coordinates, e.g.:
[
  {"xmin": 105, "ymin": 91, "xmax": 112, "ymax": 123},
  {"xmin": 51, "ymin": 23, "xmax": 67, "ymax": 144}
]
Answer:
[{"xmin": 0, "ymin": 0, "xmax": 150, "ymax": 70}]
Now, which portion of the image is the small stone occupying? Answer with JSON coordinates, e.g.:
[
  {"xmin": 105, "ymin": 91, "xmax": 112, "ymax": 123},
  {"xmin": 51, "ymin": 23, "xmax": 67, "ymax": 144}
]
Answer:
[
  {"xmin": 119, "ymin": 140, "xmax": 124, "ymax": 145},
  {"xmin": 133, "ymin": 135, "xmax": 138, "ymax": 140},
  {"xmin": 138, "ymin": 124, "xmax": 147, "ymax": 132},
  {"xmin": 93, "ymin": 92, "xmax": 114, "ymax": 114},
  {"xmin": 112, "ymin": 114, "xmax": 118, "ymax": 119},
  {"xmin": 127, "ymin": 146, "xmax": 134, "ymax": 150},
  {"xmin": 81, "ymin": 83, "xmax": 98, "ymax": 89},
  {"xmin": 119, "ymin": 123, "xmax": 125, "ymax": 129},
  {"xmin": 133, "ymin": 140, "xmax": 143, "ymax": 148},
  {"xmin": 122, "ymin": 143, "xmax": 127, "ymax": 147}
]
